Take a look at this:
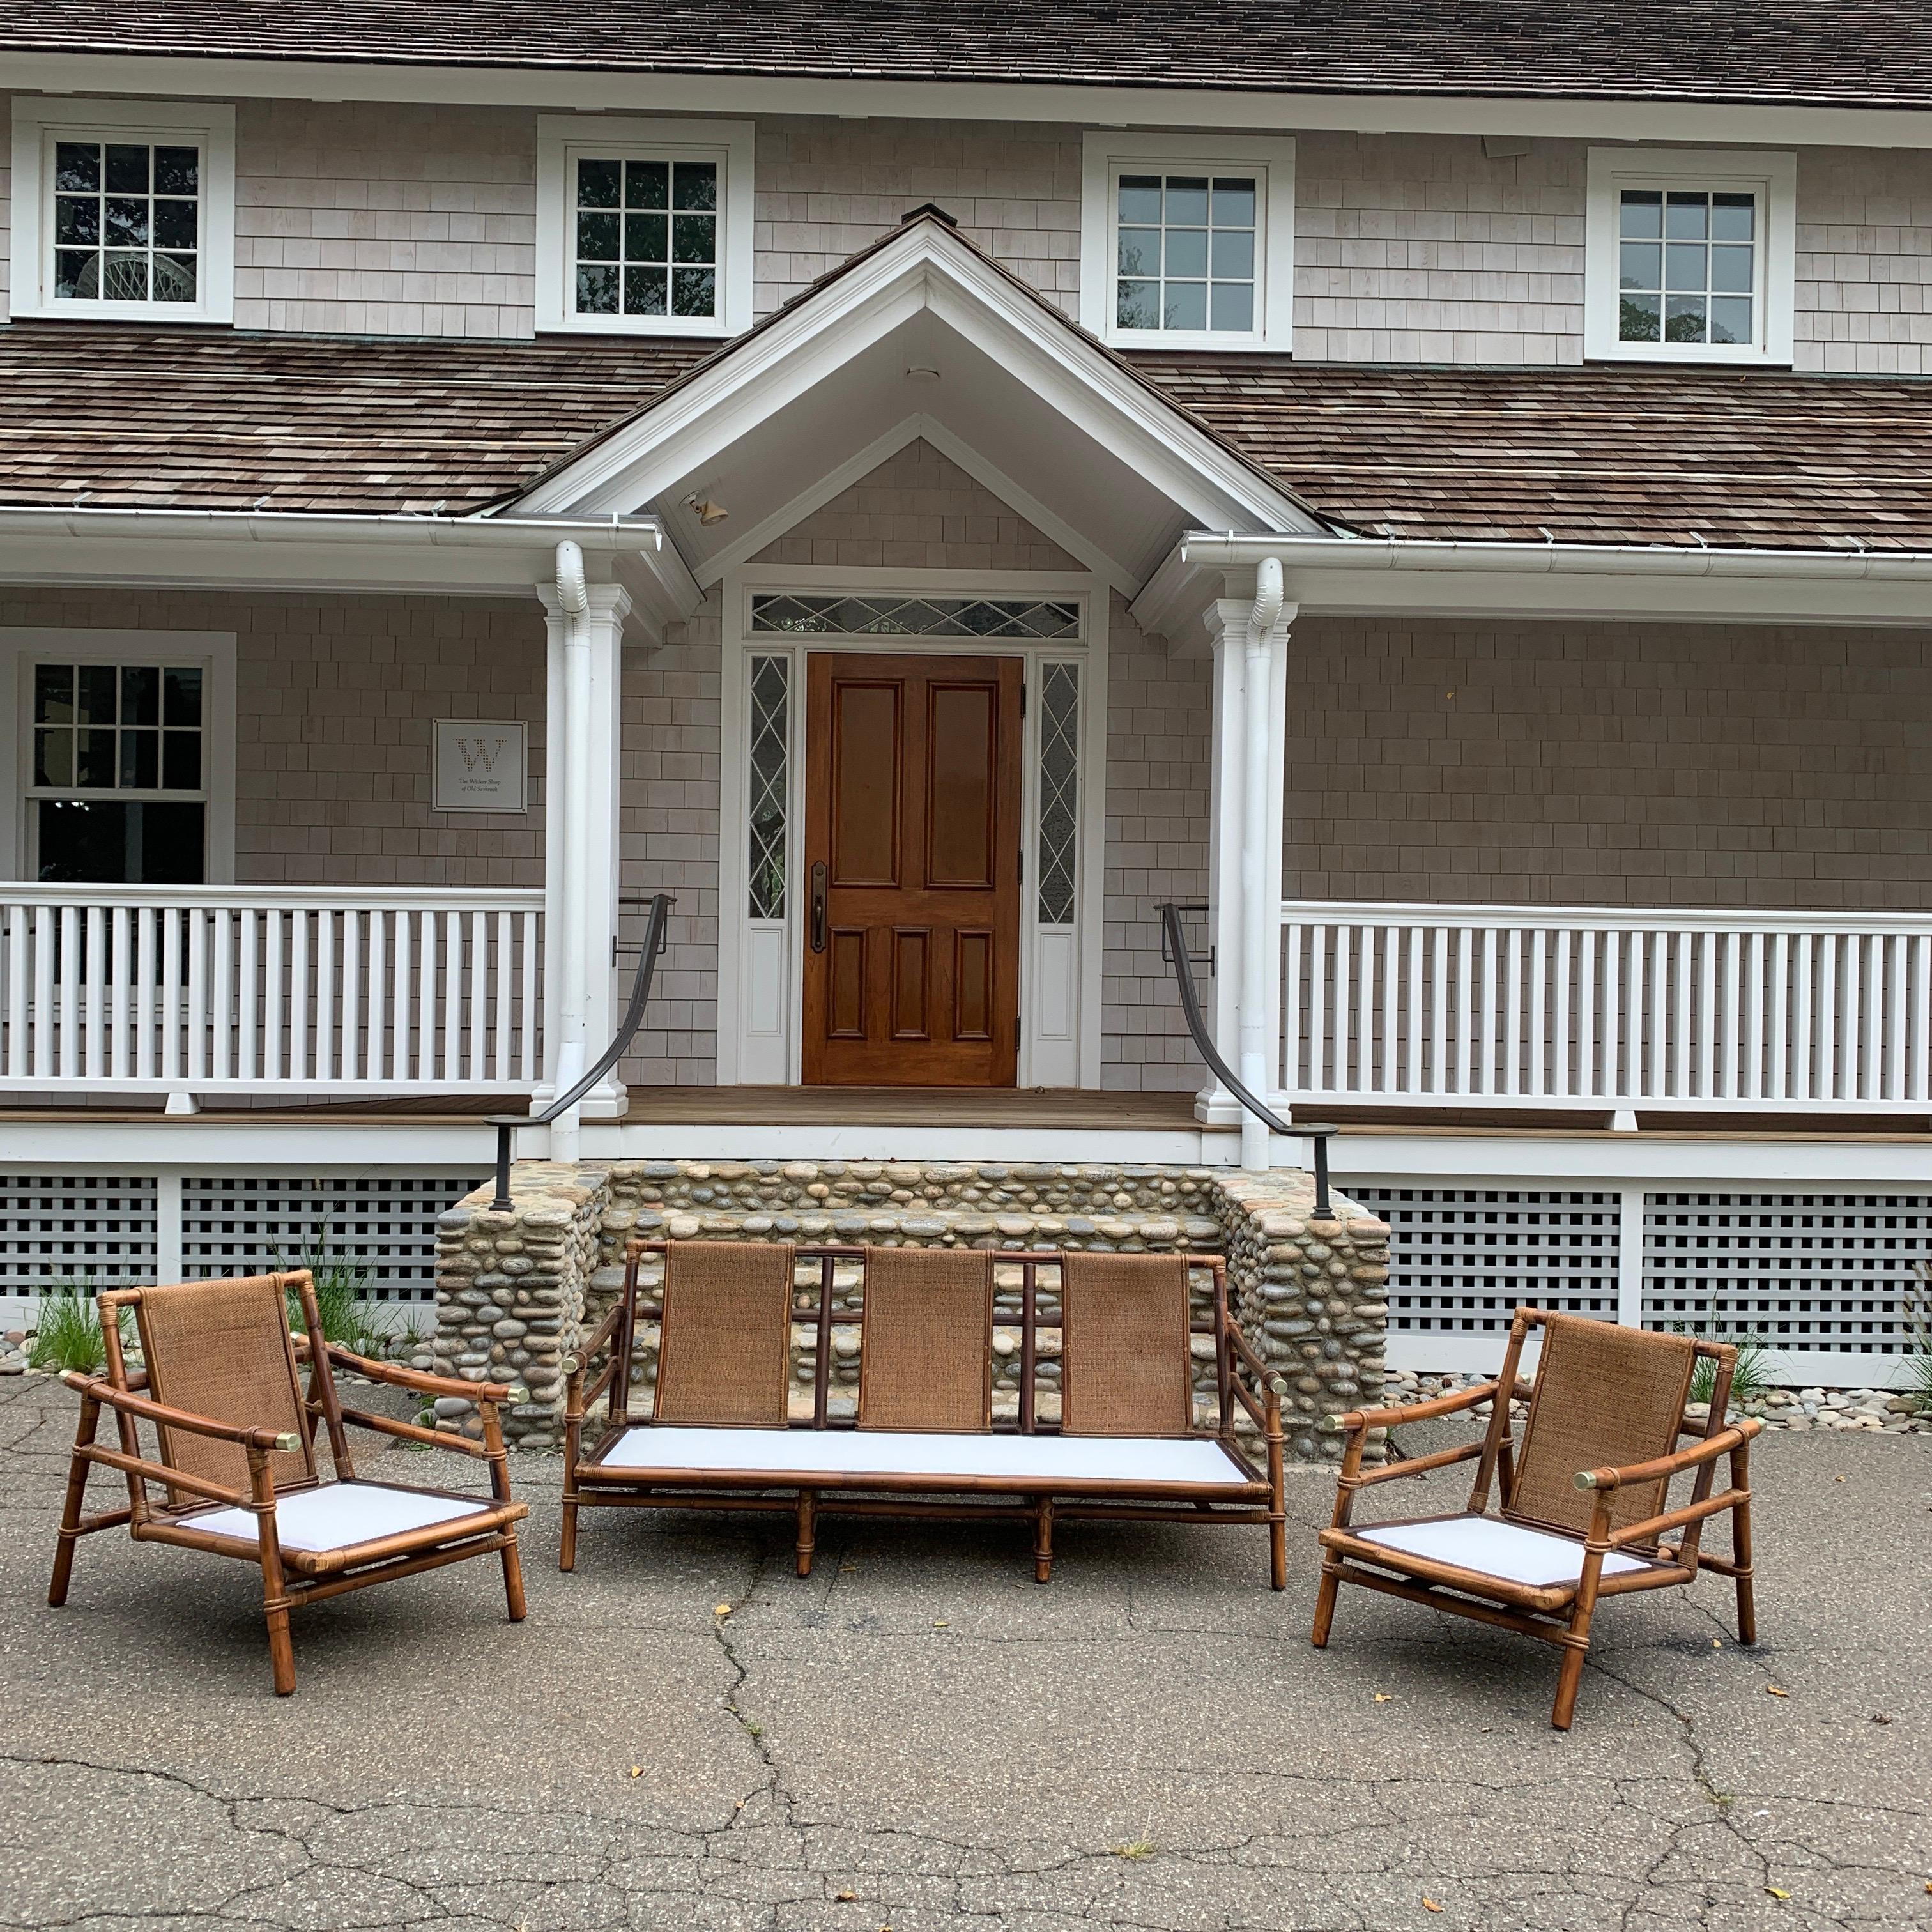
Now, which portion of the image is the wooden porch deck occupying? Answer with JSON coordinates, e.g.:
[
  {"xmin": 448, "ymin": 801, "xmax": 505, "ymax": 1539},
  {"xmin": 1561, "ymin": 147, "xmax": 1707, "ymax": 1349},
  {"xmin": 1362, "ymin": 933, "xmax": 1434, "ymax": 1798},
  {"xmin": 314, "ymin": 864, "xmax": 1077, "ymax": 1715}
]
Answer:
[{"xmin": 0, "ymin": 1085, "xmax": 1924, "ymax": 1141}]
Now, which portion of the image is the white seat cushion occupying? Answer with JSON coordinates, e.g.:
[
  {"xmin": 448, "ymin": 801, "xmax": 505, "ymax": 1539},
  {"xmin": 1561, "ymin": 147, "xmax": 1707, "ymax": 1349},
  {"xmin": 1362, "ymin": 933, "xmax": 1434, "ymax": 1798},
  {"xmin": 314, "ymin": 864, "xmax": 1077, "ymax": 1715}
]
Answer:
[
  {"xmin": 600, "ymin": 1425, "xmax": 1251, "ymax": 1489},
  {"xmin": 1353, "ymin": 1514, "xmax": 1655, "ymax": 1589},
  {"xmin": 190, "ymin": 1482, "xmax": 496, "ymax": 1553}
]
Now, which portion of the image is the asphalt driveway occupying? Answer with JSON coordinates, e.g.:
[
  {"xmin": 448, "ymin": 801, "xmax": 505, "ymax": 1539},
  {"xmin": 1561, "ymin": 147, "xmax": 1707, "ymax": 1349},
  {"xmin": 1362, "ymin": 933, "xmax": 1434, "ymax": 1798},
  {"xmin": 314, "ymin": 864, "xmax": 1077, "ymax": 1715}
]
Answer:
[{"xmin": 1, "ymin": 1374, "xmax": 1926, "ymax": 1931}]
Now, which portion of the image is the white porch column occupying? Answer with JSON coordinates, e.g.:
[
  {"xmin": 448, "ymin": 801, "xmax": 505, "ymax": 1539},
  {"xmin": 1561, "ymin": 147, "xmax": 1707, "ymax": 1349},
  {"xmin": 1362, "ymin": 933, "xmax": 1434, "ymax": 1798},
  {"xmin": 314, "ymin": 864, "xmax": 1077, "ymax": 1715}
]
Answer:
[
  {"xmin": 1200, "ymin": 571, "xmax": 1293, "ymax": 1170},
  {"xmin": 538, "ymin": 578, "xmax": 631, "ymax": 1133}
]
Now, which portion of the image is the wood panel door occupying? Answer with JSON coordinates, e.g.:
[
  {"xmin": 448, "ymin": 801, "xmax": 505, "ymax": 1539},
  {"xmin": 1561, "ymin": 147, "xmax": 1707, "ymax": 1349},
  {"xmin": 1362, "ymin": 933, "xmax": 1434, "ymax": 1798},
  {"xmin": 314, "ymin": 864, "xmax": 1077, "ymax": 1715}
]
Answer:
[{"xmin": 802, "ymin": 652, "xmax": 1023, "ymax": 1087}]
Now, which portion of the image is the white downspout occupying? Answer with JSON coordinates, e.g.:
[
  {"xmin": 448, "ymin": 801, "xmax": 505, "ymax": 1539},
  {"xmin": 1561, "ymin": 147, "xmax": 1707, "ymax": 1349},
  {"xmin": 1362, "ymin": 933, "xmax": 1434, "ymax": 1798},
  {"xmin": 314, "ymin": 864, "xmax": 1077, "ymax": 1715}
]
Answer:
[
  {"xmin": 552, "ymin": 538, "xmax": 590, "ymax": 1162},
  {"xmin": 1239, "ymin": 555, "xmax": 1285, "ymax": 1171}
]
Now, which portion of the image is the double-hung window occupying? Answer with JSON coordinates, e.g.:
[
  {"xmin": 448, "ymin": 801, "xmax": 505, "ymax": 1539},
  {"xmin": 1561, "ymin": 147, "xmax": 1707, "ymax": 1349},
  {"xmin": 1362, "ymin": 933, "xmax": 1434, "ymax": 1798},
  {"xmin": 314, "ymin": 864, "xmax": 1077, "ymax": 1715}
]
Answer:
[
  {"xmin": 537, "ymin": 116, "xmax": 755, "ymax": 337},
  {"xmin": 29, "ymin": 662, "xmax": 208, "ymax": 884},
  {"xmin": 9, "ymin": 98, "xmax": 236, "ymax": 324},
  {"xmin": 1081, "ymin": 132, "xmax": 1294, "ymax": 352},
  {"xmin": 1585, "ymin": 148, "xmax": 1795, "ymax": 365}
]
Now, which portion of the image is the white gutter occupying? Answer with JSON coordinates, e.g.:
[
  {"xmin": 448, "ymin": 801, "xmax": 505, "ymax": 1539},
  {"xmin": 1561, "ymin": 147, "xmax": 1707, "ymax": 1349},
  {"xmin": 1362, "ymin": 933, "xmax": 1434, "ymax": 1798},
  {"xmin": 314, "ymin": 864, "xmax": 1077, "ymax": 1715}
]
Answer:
[
  {"xmin": 0, "ymin": 505, "xmax": 666, "ymax": 551},
  {"xmin": 1182, "ymin": 532, "xmax": 1932, "ymax": 583}
]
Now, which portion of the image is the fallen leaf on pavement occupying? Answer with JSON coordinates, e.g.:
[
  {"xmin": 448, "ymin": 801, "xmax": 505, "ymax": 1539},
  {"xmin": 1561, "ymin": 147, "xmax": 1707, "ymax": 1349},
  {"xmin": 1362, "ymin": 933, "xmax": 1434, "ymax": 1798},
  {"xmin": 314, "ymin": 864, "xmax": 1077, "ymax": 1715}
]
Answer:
[
  {"xmin": 629, "ymin": 1765, "xmax": 642, "ymax": 1779},
  {"xmin": 1767, "ymin": 1683, "xmax": 1788, "ymax": 1697},
  {"xmin": 834, "ymin": 1889, "xmax": 856, "ymax": 1902},
  {"xmin": 1766, "ymin": 1887, "xmax": 1791, "ymax": 1900},
  {"xmin": 1712, "ymin": 1637, "xmax": 1722, "ymax": 1648},
  {"xmin": 1422, "ymin": 1898, "xmax": 1443, "ymax": 1912},
  {"xmin": 1872, "ymin": 1713, "xmax": 1892, "ymax": 1724},
  {"xmin": 1374, "ymin": 1692, "xmax": 1394, "ymax": 1703}
]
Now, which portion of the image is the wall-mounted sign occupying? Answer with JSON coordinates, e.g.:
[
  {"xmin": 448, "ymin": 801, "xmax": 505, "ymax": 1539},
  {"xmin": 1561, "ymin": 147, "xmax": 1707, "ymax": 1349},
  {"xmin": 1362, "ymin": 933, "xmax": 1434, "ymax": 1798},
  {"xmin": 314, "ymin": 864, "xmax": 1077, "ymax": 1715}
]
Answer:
[{"xmin": 433, "ymin": 719, "xmax": 528, "ymax": 812}]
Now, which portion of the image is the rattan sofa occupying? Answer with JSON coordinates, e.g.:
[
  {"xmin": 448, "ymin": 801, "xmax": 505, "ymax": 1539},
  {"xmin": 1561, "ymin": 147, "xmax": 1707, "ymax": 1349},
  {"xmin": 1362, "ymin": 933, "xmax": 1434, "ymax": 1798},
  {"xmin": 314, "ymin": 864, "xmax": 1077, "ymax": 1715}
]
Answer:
[{"xmin": 560, "ymin": 1240, "xmax": 1289, "ymax": 1585}]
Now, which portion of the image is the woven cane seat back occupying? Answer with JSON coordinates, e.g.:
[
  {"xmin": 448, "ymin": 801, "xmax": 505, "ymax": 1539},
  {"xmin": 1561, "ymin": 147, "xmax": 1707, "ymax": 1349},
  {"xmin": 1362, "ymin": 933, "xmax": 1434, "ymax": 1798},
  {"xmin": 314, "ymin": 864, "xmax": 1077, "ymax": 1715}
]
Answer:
[
  {"xmin": 652, "ymin": 1241, "xmax": 796, "ymax": 1427},
  {"xmin": 1508, "ymin": 1315, "xmax": 1698, "ymax": 1540},
  {"xmin": 133, "ymin": 1275, "xmax": 314, "ymax": 1494},
  {"xmin": 857, "ymin": 1246, "xmax": 993, "ymax": 1433},
  {"xmin": 1058, "ymin": 1252, "xmax": 1194, "ymax": 1438}
]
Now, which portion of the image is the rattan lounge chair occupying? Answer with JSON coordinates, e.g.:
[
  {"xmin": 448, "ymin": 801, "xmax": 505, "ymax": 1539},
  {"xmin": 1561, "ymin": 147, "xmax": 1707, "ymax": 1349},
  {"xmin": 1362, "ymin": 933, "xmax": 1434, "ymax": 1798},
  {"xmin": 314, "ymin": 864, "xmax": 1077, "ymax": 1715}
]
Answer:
[
  {"xmin": 562, "ymin": 1241, "xmax": 1289, "ymax": 1586},
  {"xmin": 1313, "ymin": 1307, "xmax": 1761, "ymax": 1729},
  {"xmin": 49, "ymin": 1271, "xmax": 530, "ymax": 1695}
]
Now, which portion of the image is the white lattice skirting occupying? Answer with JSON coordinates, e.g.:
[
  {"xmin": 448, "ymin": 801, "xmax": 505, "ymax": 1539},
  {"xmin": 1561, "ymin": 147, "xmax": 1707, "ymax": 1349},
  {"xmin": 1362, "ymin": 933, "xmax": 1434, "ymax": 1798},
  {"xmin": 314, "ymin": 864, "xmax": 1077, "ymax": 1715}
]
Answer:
[
  {"xmin": 1348, "ymin": 1181, "xmax": 1930, "ymax": 1386},
  {"xmin": 0, "ymin": 1169, "xmax": 478, "ymax": 1331}
]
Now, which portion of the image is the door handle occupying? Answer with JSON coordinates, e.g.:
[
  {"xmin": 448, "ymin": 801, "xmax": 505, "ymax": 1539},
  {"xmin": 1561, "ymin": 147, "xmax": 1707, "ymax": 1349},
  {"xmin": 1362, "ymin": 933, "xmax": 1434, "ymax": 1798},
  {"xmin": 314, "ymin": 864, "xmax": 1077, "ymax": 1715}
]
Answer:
[{"xmin": 809, "ymin": 861, "xmax": 828, "ymax": 953}]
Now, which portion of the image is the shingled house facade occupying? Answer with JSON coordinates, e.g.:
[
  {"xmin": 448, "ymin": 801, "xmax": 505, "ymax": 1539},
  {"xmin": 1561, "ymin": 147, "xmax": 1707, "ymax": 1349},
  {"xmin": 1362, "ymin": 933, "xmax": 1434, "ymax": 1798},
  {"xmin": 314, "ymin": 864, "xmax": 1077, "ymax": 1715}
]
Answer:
[{"xmin": 1, "ymin": 3, "xmax": 1928, "ymax": 1389}]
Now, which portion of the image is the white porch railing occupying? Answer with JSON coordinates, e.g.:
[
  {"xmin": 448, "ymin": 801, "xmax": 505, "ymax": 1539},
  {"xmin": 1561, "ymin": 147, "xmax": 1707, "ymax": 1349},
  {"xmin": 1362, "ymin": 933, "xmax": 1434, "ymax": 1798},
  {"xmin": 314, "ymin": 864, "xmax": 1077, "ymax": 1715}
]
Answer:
[
  {"xmin": 1281, "ymin": 900, "xmax": 1932, "ymax": 1114},
  {"xmin": 0, "ymin": 885, "xmax": 543, "ymax": 1098}
]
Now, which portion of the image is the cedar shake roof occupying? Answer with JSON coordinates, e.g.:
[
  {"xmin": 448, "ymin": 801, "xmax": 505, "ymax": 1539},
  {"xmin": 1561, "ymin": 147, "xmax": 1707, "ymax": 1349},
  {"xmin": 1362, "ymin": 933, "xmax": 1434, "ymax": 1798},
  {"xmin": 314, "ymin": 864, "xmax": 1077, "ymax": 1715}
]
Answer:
[
  {"xmin": 4, "ymin": 321, "xmax": 1932, "ymax": 553},
  {"xmin": 1128, "ymin": 356, "xmax": 1932, "ymax": 551},
  {"xmin": 0, "ymin": 324, "xmax": 709, "ymax": 515},
  {"xmin": 6, "ymin": 1, "xmax": 1932, "ymax": 109}
]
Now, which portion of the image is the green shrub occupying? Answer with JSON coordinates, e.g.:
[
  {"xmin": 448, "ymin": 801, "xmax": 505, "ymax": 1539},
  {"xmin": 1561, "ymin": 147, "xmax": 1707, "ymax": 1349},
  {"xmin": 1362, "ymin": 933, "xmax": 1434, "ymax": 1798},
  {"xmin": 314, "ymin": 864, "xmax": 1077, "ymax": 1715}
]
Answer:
[
  {"xmin": 1905, "ymin": 1262, "xmax": 1932, "ymax": 1406},
  {"xmin": 1684, "ymin": 1328, "xmax": 1775, "ymax": 1413},
  {"xmin": 26, "ymin": 1280, "xmax": 118, "ymax": 1375},
  {"xmin": 279, "ymin": 1246, "xmax": 396, "ymax": 1361}
]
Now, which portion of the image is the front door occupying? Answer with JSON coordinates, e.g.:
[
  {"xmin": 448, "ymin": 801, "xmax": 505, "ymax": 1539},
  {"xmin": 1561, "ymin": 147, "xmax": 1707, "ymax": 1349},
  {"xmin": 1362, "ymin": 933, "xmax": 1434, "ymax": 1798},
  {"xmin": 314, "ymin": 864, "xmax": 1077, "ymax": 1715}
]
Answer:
[{"xmin": 802, "ymin": 652, "xmax": 1022, "ymax": 1086}]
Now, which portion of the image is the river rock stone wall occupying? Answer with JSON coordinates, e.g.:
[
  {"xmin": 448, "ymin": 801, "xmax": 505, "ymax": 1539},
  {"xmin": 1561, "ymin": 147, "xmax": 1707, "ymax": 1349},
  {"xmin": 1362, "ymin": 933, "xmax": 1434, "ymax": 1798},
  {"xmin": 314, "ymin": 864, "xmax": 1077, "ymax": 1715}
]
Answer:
[{"xmin": 433, "ymin": 1157, "xmax": 1389, "ymax": 1455}]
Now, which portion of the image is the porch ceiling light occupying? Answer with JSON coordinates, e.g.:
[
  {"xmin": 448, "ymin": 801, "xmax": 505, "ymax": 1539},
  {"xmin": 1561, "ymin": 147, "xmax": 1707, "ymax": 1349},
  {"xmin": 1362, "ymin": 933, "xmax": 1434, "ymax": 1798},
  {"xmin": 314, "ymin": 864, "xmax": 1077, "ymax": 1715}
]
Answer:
[
  {"xmin": 905, "ymin": 365, "xmax": 942, "ymax": 382},
  {"xmin": 684, "ymin": 494, "xmax": 729, "ymax": 526}
]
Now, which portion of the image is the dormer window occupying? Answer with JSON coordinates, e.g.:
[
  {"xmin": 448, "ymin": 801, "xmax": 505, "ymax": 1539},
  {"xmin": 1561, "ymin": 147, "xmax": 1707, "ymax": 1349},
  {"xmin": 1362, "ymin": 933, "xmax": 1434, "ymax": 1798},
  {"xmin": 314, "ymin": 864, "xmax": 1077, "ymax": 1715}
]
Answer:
[
  {"xmin": 1081, "ymin": 132, "xmax": 1295, "ymax": 353},
  {"xmin": 537, "ymin": 116, "xmax": 754, "ymax": 338},
  {"xmin": 1586, "ymin": 149, "xmax": 1794, "ymax": 365},
  {"xmin": 9, "ymin": 98, "xmax": 235, "ymax": 324}
]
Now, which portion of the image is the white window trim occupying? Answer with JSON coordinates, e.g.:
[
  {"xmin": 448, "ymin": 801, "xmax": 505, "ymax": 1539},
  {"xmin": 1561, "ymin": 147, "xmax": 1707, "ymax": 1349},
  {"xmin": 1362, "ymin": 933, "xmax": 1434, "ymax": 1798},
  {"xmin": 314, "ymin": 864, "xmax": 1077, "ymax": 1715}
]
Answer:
[
  {"xmin": 717, "ymin": 565, "xmax": 1108, "ymax": 1091},
  {"xmin": 1080, "ymin": 129, "xmax": 1294, "ymax": 355},
  {"xmin": 9, "ymin": 97, "xmax": 236, "ymax": 326},
  {"xmin": 1584, "ymin": 146, "xmax": 1795, "ymax": 366},
  {"xmin": 1, "ymin": 629, "xmax": 238, "ymax": 885},
  {"xmin": 535, "ymin": 113, "xmax": 755, "ymax": 338}
]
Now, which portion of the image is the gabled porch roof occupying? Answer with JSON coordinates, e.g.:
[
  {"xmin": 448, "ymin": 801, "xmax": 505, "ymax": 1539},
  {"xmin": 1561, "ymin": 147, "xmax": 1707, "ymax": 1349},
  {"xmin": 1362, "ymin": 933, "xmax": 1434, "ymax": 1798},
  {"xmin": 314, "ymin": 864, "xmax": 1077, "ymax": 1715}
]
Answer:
[{"xmin": 506, "ymin": 209, "xmax": 1331, "ymax": 592}]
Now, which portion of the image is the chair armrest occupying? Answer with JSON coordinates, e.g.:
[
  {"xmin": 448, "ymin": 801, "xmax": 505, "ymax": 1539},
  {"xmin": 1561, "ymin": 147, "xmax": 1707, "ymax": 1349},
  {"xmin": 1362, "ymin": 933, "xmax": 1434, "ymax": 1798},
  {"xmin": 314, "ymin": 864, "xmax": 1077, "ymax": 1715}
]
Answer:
[
  {"xmin": 1328, "ymin": 1379, "xmax": 1506, "ymax": 1436},
  {"xmin": 562, "ymin": 1300, "xmax": 626, "ymax": 1386},
  {"xmin": 295, "ymin": 1336, "xmax": 525, "ymax": 1407},
  {"xmin": 61, "ymin": 1370, "xmax": 298, "ymax": 1453},
  {"xmin": 1575, "ymin": 1418, "xmax": 1762, "ymax": 1494}
]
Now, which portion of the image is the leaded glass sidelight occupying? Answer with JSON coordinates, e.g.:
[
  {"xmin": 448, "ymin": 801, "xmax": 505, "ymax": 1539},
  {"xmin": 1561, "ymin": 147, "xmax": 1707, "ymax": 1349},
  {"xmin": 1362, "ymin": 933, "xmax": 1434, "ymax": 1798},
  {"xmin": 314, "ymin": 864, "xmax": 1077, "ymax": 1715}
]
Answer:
[
  {"xmin": 1035, "ymin": 661, "xmax": 1080, "ymax": 926},
  {"xmin": 746, "ymin": 656, "xmax": 790, "ymax": 919}
]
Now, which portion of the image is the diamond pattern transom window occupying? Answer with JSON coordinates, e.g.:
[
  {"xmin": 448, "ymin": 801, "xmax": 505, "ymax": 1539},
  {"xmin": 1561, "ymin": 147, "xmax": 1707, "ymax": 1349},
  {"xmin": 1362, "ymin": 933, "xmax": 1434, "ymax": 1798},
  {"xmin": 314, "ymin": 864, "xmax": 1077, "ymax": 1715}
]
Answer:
[
  {"xmin": 747, "ymin": 656, "xmax": 790, "ymax": 921},
  {"xmin": 750, "ymin": 595, "xmax": 1080, "ymax": 640},
  {"xmin": 1036, "ymin": 661, "xmax": 1080, "ymax": 926}
]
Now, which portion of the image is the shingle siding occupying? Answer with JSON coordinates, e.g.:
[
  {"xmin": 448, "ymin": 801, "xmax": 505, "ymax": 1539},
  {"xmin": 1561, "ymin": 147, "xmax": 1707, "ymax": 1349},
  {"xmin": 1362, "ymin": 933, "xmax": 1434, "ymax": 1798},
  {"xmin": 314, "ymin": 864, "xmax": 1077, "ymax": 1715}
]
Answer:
[
  {"xmin": 1293, "ymin": 132, "xmax": 1588, "ymax": 367},
  {"xmin": 9, "ymin": 93, "xmax": 1932, "ymax": 378},
  {"xmin": 1795, "ymin": 144, "xmax": 1932, "ymax": 374},
  {"xmin": 231, "ymin": 100, "xmax": 539, "ymax": 340},
  {"xmin": 1284, "ymin": 616, "xmax": 1932, "ymax": 910}
]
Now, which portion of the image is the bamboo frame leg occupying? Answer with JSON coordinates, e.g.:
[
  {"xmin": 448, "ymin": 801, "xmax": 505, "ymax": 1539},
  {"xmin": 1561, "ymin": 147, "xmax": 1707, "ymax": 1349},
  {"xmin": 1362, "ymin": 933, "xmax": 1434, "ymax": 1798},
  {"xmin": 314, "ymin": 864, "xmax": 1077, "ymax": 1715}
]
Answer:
[
  {"xmin": 500, "ymin": 1526, "xmax": 528, "ymax": 1622},
  {"xmin": 1033, "ymin": 1496, "xmax": 1054, "ymax": 1584},
  {"xmin": 1311, "ymin": 1560, "xmax": 1342, "ymax": 1648},
  {"xmin": 1264, "ymin": 1384, "xmax": 1288, "ymax": 1592},
  {"xmin": 795, "ymin": 1490, "xmax": 816, "ymax": 1577},
  {"xmin": 559, "ymin": 1486, "xmax": 579, "ymax": 1574},
  {"xmin": 247, "ymin": 1448, "xmax": 297, "ymax": 1697},
  {"xmin": 1551, "ymin": 1524, "xmax": 1609, "ymax": 1731},
  {"xmin": 48, "ymin": 1393, "xmax": 103, "ymax": 1608},
  {"xmin": 1731, "ymin": 1443, "xmax": 1758, "ymax": 1646}
]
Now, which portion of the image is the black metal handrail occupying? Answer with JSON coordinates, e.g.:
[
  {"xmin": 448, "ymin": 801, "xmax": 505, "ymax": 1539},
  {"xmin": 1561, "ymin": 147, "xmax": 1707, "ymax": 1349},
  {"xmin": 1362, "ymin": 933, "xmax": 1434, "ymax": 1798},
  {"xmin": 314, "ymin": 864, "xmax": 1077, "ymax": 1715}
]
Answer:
[
  {"xmin": 485, "ymin": 891, "xmax": 673, "ymax": 1211},
  {"xmin": 1157, "ymin": 900, "xmax": 1337, "ymax": 1214}
]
